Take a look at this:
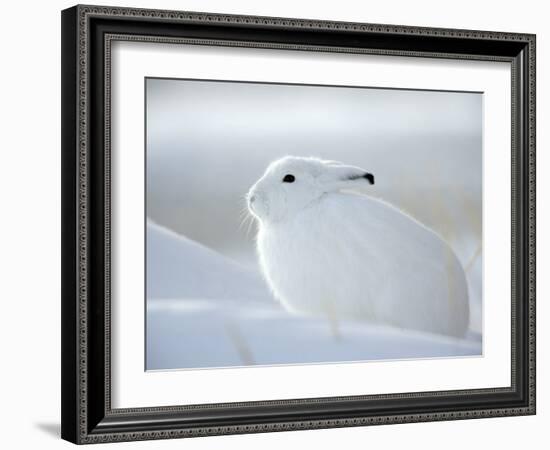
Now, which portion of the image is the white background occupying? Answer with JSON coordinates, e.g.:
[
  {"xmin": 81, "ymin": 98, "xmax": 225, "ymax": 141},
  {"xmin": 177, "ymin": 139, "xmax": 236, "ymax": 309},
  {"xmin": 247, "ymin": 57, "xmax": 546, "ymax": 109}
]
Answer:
[
  {"xmin": 0, "ymin": 0, "xmax": 545, "ymax": 449},
  {"xmin": 113, "ymin": 42, "xmax": 509, "ymax": 407}
]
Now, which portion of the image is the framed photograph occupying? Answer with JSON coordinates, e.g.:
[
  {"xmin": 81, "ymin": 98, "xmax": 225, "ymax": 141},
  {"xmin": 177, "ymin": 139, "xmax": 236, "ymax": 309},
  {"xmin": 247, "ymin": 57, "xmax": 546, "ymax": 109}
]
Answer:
[{"xmin": 61, "ymin": 4, "xmax": 536, "ymax": 444}]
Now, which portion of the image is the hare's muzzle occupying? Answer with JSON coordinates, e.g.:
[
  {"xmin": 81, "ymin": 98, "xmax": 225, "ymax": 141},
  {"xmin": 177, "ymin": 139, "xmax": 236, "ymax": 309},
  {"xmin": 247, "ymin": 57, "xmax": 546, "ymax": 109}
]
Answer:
[{"xmin": 247, "ymin": 189, "xmax": 266, "ymax": 218}]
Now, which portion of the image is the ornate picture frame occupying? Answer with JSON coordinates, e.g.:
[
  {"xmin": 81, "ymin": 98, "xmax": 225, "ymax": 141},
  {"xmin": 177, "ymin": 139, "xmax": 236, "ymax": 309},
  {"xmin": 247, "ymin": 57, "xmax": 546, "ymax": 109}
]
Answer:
[{"xmin": 61, "ymin": 4, "xmax": 536, "ymax": 444}]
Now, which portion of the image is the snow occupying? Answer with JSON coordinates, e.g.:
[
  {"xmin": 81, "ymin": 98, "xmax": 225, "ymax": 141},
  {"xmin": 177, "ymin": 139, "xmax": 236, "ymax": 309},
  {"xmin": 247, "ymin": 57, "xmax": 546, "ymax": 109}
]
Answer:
[
  {"xmin": 147, "ymin": 220, "xmax": 271, "ymax": 302},
  {"xmin": 146, "ymin": 221, "xmax": 482, "ymax": 371}
]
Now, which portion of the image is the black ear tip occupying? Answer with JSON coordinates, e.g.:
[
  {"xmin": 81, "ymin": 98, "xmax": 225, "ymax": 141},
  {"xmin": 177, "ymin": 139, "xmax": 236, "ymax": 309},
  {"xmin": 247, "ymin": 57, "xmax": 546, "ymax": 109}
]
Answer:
[{"xmin": 364, "ymin": 173, "xmax": 375, "ymax": 185}]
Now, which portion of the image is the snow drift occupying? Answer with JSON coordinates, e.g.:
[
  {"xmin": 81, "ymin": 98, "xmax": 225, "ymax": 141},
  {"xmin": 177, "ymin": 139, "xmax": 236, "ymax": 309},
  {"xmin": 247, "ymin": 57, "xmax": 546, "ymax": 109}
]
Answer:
[
  {"xmin": 146, "ymin": 221, "xmax": 482, "ymax": 371},
  {"xmin": 147, "ymin": 220, "xmax": 271, "ymax": 301}
]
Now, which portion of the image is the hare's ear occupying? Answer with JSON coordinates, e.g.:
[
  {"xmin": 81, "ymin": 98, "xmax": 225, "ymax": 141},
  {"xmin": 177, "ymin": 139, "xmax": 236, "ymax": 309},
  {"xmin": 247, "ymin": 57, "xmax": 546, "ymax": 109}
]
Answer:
[{"xmin": 318, "ymin": 162, "xmax": 374, "ymax": 192}]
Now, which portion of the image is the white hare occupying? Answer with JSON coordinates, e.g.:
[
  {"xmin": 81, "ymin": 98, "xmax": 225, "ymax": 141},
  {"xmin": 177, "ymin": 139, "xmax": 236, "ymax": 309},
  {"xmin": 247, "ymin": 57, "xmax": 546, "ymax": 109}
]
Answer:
[{"xmin": 247, "ymin": 156, "xmax": 469, "ymax": 338}]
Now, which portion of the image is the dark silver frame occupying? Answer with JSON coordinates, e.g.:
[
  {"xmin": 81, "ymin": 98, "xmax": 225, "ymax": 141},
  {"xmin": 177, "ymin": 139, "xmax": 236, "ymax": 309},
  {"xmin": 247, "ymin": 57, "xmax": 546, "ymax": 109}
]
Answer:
[{"xmin": 61, "ymin": 4, "xmax": 536, "ymax": 444}]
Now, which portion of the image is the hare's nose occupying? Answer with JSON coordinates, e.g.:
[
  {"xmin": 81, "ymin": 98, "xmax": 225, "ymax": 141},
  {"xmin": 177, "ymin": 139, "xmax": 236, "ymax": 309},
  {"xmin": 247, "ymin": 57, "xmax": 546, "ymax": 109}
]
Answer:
[{"xmin": 249, "ymin": 195, "xmax": 257, "ymax": 203}]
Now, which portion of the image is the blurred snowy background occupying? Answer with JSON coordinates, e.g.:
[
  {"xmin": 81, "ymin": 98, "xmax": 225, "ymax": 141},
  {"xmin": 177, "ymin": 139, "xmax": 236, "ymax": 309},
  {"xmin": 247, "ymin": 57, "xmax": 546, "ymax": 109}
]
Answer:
[{"xmin": 145, "ymin": 78, "xmax": 483, "ymax": 370}]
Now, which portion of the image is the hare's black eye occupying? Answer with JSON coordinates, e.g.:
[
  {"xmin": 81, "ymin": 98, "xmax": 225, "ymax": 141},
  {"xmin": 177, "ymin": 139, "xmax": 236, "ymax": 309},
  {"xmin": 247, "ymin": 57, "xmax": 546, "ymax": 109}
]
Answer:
[{"xmin": 282, "ymin": 174, "xmax": 295, "ymax": 183}]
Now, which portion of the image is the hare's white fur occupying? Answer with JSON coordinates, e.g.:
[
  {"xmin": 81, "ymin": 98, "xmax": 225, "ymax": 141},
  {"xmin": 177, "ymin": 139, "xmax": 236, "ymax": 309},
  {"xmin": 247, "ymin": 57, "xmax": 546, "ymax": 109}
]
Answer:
[{"xmin": 247, "ymin": 156, "xmax": 469, "ymax": 338}]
